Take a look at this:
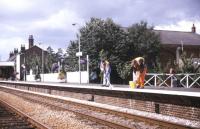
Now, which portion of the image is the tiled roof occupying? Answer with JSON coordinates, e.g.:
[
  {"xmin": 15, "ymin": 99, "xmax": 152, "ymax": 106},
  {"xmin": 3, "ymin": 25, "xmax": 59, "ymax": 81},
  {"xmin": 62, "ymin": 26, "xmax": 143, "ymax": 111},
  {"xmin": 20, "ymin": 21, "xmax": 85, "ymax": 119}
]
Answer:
[
  {"xmin": 7, "ymin": 55, "xmax": 16, "ymax": 61},
  {"xmin": 25, "ymin": 45, "xmax": 47, "ymax": 52},
  {"xmin": 154, "ymin": 30, "xmax": 200, "ymax": 46}
]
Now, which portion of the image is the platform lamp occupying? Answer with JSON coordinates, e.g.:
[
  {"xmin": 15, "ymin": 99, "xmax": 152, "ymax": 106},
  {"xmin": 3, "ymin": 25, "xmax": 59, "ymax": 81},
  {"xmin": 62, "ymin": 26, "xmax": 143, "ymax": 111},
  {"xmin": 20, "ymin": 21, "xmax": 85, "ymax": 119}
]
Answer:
[
  {"xmin": 72, "ymin": 23, "xmax": 82, "ymax": 84},
  {"xmin": 39, "ymin": 43, "xmax": 44, "ymax": 82}
]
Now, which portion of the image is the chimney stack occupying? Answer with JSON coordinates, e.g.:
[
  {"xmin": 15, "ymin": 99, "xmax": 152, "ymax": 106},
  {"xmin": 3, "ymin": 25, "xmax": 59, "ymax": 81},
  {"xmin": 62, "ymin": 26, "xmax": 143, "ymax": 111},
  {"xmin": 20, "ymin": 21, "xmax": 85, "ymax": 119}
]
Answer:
[
  {"xmin": 14, "ymin": 48, "xmax": 18, "ymax": 54},
  {"xmin": 192, "ymin": 24, "xmax": 196, "ymax": 33},
  {"xmin": 9, "ymin": 52, "xmax": 14, "ymax": 58},
  {"xmin": 29, "ymin": 35, "xmax": 34, "ymax": 48},
  {"xmin": 21, "ymin": 44, "xmax": 25, "ymax": 53}
]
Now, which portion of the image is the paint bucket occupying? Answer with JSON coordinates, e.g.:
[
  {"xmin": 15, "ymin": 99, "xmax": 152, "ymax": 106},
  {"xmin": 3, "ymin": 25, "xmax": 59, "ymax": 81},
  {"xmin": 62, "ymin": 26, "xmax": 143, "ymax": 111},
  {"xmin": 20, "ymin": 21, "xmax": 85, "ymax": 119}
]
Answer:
[{"xmin": 129, "ymin": 81, "xmax": 136, "ymax": 89}]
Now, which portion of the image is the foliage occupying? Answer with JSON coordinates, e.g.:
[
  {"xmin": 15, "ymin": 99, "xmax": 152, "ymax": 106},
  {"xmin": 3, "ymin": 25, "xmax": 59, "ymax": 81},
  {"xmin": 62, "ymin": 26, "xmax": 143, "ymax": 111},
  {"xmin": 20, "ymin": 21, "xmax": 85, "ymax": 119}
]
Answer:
[
  {"xmin": 45, "ymin": 46, "xmax": 55, "ymax": 73},
  {"xmin": 64, "ymin": 41, "xmax": 79, "ymax": 72},
  {"xmin": 179, "ymin": 52, "xmax": 200, "ymax": 73},
  {"xmin": 45, "ymin": 47, "xmax": 65, "ymax": 73},
  {"xmin": 65, "ymin": 18, "xmax": 161, "ymax": 83},
  {"xmin": 113, "ymin": 21, "xmax": 161, "ymax": 82},
  {"xmin": 56, "ymin": 48, "xmax": 64, "ymax": 62},
  {"xmin": 99, "ymin": 49, "xmax": 108, "ymax": 61},
  {"xmin": 148, "ymin": 58, "xmax": 163, "ymax": 73},
  {"xmin": 127, "ymin": 21, "xmax": 160, "ymax": 70},
  {"xmin": 116, "ymin": 62, "xmax": 132, "ymax": 82},
  {"xmin": 25, "ymin": 53, "xmax": 41, "ymax": 74}
]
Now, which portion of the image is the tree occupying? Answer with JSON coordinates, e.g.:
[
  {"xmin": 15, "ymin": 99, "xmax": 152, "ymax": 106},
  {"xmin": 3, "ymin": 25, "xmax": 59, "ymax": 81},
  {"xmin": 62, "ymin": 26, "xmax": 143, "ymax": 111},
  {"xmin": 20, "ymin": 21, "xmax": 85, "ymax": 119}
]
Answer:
[
  {"xmin": 64, "ymin": 41, "xmax": 79, "ymax": 72},
  {"xmin": 79, "ymin": 18, "xmax": 127, "ymax": 83},
  {"xmin": 46, "ymin": 46, "xmax": 56, "ymax": 73},
  {"xmin": 67, "ymin": 18, "xmax": 161, "ymax": 84},
  {"xmin": 56, "ymin": 48, "xmax": 65, "ymax": 71},
  {"xmin": 127, "ymin": 21, "xmax": 160, "ymax": 70},
  {"xmin": 55, "ymin": 48, "xmax": 64, "ymax": 62},
  {"xmin": 114, "ymin": 21, "xmax": 161, "ymax": 83},
  {"xmin": 25, "ymin": 53, "xmax": 41, "ymax": 74},
  {"xmin": 79, "ymin": 18, "xmax": 106, "ymax": 70}
]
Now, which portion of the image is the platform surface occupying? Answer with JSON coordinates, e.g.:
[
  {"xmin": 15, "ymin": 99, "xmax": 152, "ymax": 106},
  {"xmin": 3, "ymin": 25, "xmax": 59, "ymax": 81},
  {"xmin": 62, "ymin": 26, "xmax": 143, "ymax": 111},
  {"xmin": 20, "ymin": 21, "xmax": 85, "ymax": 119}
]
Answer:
[{"xmin": 1, "ymin": 81, "xmax": 200, "ymax": 98}]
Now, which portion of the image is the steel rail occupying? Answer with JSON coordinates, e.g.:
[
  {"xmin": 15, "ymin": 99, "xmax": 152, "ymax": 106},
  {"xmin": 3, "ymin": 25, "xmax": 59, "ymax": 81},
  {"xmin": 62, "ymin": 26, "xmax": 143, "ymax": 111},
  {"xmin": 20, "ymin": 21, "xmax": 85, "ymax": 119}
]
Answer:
[
  {"xmin": 0, "ymin": 99, "xmax": 51, "ymax": 129},
  {"xmin": 8, "ymin": 92, "xmax": 133, "ymax": 129}
]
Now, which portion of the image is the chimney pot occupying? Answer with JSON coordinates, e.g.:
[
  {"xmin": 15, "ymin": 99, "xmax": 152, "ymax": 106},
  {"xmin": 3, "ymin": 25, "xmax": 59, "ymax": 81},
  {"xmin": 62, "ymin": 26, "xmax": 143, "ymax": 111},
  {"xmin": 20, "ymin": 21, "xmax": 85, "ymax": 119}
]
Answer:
[
  {"xmin": 192, "ymin": 24, "xmax": 196, "ymax": 33},
  {"xmin": 29, "ymin": 35, "xmax": 34, "ymax": 48},
  {"xmin": 21, "ymin": 44, "xmax": 25, "ymax": 53}
]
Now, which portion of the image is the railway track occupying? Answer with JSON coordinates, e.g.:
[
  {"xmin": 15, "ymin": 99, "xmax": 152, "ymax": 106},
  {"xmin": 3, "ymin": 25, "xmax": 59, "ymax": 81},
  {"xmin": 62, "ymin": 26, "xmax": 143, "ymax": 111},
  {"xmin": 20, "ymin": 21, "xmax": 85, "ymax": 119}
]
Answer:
[
  {"xmin": 0, "ymin": 86, "xmax": 194, "ymax": 129},
  {"xmin": 0, "ymin": 99, "xmax": 50, "ymax": 129}
]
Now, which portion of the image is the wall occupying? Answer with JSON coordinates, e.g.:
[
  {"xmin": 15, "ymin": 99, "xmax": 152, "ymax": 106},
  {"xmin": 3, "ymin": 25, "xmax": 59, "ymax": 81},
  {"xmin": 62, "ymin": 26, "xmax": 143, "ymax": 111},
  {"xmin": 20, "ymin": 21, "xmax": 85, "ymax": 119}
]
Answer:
[
  {"xmin": 66, "ymin": 71, "xmax": 89, "ymax": 83},
  {"xmin": 26, "ymin": 71, "xmax": 89, "ymax": 83}
]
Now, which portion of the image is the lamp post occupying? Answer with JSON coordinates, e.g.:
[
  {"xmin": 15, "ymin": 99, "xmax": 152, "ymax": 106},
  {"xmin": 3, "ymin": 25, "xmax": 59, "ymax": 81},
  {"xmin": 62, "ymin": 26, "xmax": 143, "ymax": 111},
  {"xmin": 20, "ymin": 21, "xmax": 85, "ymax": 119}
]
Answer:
[
  {"xmin": 19, "ymin": 52, "xmax": 26, "ymax": 81},
  {"xmin": 87, "ymin": 55, "xmax": 89, "ymax": 83},
  {"xmin": 39, "ymin": 43, "xmax": 44, "ymax": 82},
  {"xmin": 42, "ymin": 48, "xmax": 44, "ymax": 82},
  {"xmin": 23, "ymin": 55, "xmax": 26, "ymax": 81},
  {"xmin": 72, "ymin": 23, "xmax": 82, "ymax": 84}
]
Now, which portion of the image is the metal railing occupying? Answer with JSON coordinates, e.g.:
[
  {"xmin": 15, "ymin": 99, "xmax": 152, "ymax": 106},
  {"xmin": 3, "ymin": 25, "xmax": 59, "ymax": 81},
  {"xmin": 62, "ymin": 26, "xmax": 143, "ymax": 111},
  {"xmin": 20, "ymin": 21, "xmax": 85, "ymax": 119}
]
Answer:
[{"xmin": 145, "ymin": 73, "xmax": 200, "ymax": 88}]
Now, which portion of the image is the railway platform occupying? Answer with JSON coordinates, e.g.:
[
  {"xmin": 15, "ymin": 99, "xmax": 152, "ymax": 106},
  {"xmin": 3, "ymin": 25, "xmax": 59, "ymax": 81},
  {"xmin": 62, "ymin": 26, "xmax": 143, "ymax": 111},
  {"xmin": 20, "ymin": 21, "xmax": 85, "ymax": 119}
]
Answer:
[{"xmin": 0, "ymin": 81, "xmax": 199, "ymax": 128}]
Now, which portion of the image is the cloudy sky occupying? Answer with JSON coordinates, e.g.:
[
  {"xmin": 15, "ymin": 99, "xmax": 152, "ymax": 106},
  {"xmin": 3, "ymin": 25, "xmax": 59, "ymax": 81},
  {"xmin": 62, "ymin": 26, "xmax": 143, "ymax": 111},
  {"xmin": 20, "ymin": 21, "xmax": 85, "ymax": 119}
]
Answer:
[{"xmin": 0, "ymin": 0, "xmax": 200, "ymax": 61}]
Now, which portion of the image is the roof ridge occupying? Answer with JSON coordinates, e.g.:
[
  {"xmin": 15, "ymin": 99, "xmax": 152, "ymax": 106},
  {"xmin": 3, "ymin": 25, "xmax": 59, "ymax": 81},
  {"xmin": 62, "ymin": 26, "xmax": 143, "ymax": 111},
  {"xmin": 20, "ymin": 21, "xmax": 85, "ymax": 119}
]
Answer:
[{"xmin": 154, "ymin": 29, "xmax": 193, "ymax": 34}]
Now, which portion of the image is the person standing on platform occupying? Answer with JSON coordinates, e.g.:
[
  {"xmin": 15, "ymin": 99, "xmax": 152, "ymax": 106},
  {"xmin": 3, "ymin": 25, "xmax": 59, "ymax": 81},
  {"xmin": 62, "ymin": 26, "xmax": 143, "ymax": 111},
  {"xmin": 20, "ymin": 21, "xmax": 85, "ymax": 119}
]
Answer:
[
  {"xmin": 169, "ymin": 67, "xmax": 178, "ymax": 87},
  {"xmin": 131, "ymin": 57, "xmax": 147, "ymax": 88},
  {"xmin": 100, "ymin": 60, "xmax": 105, "ymax": 84},
  {"xmin": 103, "ymin": 60, "xmax": 111, "ymax": 87}
]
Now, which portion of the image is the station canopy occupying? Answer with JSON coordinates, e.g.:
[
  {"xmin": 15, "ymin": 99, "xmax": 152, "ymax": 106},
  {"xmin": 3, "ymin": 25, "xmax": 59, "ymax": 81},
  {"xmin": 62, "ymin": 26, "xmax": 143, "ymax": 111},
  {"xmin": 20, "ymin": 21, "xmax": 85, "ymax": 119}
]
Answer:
[{"xmin": 0, "ymin": 61, "xmax": 15, "ymax": 67}]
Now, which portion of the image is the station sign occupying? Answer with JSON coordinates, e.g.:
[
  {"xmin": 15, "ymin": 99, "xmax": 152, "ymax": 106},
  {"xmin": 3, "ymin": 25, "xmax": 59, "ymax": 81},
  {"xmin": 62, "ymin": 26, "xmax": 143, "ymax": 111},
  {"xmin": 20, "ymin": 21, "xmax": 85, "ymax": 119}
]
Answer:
[{"xmin": 76, "ymin": 52, "xmax": 82, "ymax": 57}]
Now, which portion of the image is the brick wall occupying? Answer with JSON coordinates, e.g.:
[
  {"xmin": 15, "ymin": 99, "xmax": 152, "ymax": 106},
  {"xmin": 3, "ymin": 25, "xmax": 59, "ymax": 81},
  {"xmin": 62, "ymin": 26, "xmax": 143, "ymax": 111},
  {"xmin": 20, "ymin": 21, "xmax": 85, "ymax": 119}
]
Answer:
[
  {"xmin": 48, "ymin": 89, "xmax": 200, "ymax": 121},
  {"xmin": 3, "ymin": 84, "xmax": 200, "ymax": 122}
]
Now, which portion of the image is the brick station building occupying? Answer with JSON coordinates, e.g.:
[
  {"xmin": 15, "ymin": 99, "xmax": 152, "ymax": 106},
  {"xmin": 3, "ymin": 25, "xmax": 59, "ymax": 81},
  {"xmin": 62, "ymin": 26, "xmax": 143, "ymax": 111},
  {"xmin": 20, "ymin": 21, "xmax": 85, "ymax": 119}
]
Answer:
[
  {"xmin": 8, "ymin": 35, "xmax": 47, "ymax": 80},
  {"xmin": 154, "ymin": 24, "xmax": 200, "ymax": 70}
]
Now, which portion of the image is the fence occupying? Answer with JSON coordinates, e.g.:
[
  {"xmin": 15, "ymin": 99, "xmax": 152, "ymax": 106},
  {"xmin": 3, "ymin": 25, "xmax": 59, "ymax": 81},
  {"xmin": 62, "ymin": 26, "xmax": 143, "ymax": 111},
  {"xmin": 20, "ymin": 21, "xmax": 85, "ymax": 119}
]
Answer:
[{"xmin": 145, "ymin": 73, "xmax": 200, "ymax": 88}]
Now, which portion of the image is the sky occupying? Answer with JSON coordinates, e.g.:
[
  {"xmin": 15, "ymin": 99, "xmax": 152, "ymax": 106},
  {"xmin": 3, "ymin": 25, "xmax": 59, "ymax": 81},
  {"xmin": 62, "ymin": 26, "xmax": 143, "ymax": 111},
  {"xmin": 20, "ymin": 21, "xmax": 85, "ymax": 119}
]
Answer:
[{"xmin": 0, "ymin": 0, "xmax": 200, "ymax": 61}]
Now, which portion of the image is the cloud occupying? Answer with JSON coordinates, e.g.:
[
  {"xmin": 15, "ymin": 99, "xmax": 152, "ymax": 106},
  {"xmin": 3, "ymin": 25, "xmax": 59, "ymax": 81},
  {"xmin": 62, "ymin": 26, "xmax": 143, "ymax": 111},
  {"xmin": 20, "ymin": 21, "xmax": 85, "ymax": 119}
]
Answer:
[
  {"xmin": 30, "ymin": 9, "xmax": 82, "ymax": 30},
  {"xmin": 155, "ymin": 20, "xmax": 200, "ymax": 34},
  {"xmin": 0, "ymin": 0, "xmax": 200, "ymax": 61},
  {"xmin": 62, "ymin": 0, "xmax": 200, "ymax": 26},
  {"xmin": 0, "ymin": 37, "xmax": 27, "ymax": 60},
  {"xmin": 0, "ymin": 0, "xmax": 33, "ymax": 12}
]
